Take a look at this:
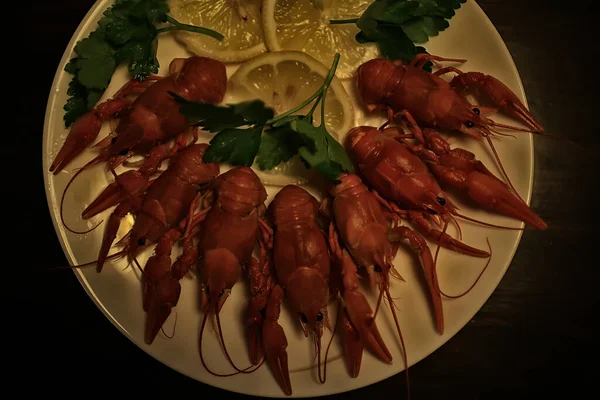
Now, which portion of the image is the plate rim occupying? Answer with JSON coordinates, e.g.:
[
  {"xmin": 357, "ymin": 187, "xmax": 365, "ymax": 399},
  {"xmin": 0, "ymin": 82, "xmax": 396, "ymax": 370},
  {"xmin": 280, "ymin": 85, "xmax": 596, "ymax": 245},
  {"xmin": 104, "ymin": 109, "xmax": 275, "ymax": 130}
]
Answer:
[{"xmin": 42, "ymin": 0, "xmax": 535, "ymax": 397}]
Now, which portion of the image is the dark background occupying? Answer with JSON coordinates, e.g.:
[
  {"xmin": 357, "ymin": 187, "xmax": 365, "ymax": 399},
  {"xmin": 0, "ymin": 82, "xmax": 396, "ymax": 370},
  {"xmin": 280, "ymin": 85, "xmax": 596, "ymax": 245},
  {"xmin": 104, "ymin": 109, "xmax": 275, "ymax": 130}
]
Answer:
[{"xmin": 16, "ymin": 0, "xmax": 596, "ymax": 397}]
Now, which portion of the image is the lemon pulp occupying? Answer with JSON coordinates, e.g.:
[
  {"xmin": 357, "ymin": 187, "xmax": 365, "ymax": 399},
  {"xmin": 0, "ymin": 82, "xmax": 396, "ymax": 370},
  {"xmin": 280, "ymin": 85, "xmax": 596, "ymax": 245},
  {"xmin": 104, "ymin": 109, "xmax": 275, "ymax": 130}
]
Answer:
[
  {"xmin": 167, "ymin": 0, "xmax": 267, "ymax": 62},
  {"xmin": 262, "ymin": 0, "xmax": 380, "ymax": 79}
]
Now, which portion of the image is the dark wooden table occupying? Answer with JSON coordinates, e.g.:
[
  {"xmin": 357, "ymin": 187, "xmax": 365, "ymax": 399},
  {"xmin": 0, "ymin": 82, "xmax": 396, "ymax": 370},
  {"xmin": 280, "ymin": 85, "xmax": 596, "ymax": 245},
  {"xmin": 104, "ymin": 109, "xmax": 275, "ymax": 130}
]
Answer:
[{"xmin": 19, "ymin": 0, "xmax": 596, "ymax": 397}]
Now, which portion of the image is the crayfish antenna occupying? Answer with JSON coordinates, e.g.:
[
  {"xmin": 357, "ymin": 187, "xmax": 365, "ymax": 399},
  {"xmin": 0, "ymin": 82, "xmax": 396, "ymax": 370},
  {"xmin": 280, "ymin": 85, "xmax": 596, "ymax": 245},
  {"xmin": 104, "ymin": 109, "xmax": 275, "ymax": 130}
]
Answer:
[
  {"xmin": 487, "ymin": 119, "xmax": 584, "ymax": 150},
  {"xmin": 384, "ymin": 286, "xmax": 411, "ymax": 400},
  {"xmin": 439, "ymin": 238, "xmax": 493, "ymax": 299},
  {"xmin": 316, "ymin": 333, "xmax": 326, "ymax": 384},
  {"xmin": 160, "ymin": 312, "xmax": 178, "ymax": 339},
  {"xmin": 48, "ymin": 248, "xmax": 128, "ymax": 271},
  {"xmin": 373, "ymin": 285, "xmax": 386, "ymax": 320},
  {"xmin": 198, "ymin": 312, "xmax": 238, "ymax": 377},
  {"xmin": 315, "ymin": 301, "xmax": 338, "ymax": 385},
  {"xmin": 482, "ymin": 132, "xmax": 523, "ymax": 203},
  {"xmin": 59, "ymin": 162, "xmax": 104, "ymax": 235},
  {"xmin": 198, "ymin": 311, "xmax": 261, "ymax": 377},
  {"xmin": 216, "ymin": 310, "xmax": 263, "ymax": 374},
  {"xmin": 454, "ymin": 212, "xmax": 531, "ymax": 231}
]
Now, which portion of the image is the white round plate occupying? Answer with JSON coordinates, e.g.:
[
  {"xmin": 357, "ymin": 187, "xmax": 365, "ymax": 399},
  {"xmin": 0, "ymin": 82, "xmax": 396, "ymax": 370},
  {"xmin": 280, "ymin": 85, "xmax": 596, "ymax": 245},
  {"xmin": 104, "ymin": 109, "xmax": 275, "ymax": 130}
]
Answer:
[{"xmin": 43, "ymin": 0, "xmax": 535, "ymax": 398}]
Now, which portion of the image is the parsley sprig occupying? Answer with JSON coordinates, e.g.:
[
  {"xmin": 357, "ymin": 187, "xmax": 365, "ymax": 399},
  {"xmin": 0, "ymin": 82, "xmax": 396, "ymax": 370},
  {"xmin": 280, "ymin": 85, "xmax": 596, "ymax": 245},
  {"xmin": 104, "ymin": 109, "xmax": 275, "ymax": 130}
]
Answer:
[
  {"xmin": 174, "ymin": 53, "xmax": 354, "ymax": 182},
  {"xmin": 63, "ymin": 0, "xmax": 223, "ymax": 127},
  {"xmin": 331, "ymin": 0, "xmax": 466, "ymax": 70}
]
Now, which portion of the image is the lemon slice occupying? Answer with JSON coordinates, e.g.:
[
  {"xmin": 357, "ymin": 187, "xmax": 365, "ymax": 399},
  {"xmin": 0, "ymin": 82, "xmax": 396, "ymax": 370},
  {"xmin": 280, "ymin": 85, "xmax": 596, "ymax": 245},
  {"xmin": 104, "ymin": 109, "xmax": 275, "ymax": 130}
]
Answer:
[
  {"xmin": 225, "ymin": 51, "xmax": 355, "ymax": 186},
  {"xmin": 262, "ymin": 0, "xmax": 380, "ymax": 79},
  {"xmin": 167, "ymin": 0, "xmax": 267, "ymax": 62}
]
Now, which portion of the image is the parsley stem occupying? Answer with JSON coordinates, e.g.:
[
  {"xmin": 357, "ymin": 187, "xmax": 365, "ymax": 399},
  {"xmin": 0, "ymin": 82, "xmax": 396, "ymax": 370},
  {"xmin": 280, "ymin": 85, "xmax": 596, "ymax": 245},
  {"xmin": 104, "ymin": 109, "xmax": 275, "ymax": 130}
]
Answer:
[
  {"xmin": 158, "ymin": 16, "xmax": 224, "ymax": 41},
  {"xmin": 306, "ymin": 96, "xmax": 321, "ymax": 120},
  {"xmin": 267, "ymin": 53, "xmax": 341, "ymax": 125},
  {"xmin": 329, "ymin": 18, "xmax": 358, "ymax": 25},
  {"xmin": 320, "ymin": 75, "xmax": 328, "ymax": 128}
]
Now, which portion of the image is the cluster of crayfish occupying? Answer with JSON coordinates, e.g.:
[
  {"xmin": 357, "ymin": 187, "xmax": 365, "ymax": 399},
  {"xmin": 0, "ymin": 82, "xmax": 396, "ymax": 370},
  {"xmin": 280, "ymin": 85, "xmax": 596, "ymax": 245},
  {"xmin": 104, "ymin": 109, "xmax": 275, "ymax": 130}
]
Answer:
[{"xmin": 50, "ymin": 53, "xmax": 548, "ymax": 396}]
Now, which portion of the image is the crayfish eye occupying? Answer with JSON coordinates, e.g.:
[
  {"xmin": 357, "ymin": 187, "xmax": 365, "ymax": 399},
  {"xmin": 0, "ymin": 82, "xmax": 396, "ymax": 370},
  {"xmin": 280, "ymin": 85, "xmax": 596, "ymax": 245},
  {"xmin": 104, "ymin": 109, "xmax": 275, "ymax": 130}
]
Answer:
[
  {"xmin": 137, "ymin": 237, "xmax": 146, "ymax": 246},
  {"xmin": 428, "ymin": 208, "xmax": 437, "ymax": 215},
  {"xmin": 218, "ymin": 289, "xmax": 225, "ymax": 297},
  {"xmin": 436, "ymin": 196, "xmax": 447, "ymax": 206},
  {"xmin": 110, "ymin": 137, "xmax": 118, "ymax": 144},
  {"xmin": 472, "ymin": 107, "xmax": 480, "ymax": 115},
  {"xmin": 374, "ymin": 265, "xmax": 382, "ymax": 273},
  {"xmin": 300, "ymin": 314, "xmax": 308, "ymax": 323},
  {"xmin": 119, "ymin": 149, "xmax": 130, "ymax": 156},
  {"xmin": 465, "ymin": 121, "xmax": 475, "ymax": 128},
  {"xmin": 316, "ymin": 312, "xmax": 323, "ymax": 322}
]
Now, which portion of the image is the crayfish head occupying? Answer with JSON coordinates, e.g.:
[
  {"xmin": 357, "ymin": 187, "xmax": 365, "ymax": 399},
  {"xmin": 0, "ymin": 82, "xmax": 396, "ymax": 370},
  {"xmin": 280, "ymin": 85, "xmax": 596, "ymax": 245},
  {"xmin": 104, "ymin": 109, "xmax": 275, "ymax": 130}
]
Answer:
[
  {"xmin": 215, "ymin": 167, "xmax": 268, "ymax": 216},
  {"xmin": 328, "ymin": 173, "xmax": 366, "ymax": 198},
  {"xmin": 365, "ymin": 250, "xmax": 396, "ymax": 291},
  {"xmin": 268, "ymin": 185, "xmax": 319, "ymax": 226},
  {"xmin": 286, "ymin": 267, "xmax": 330, "ymax": 338},
  {"xmin": 199, "ymin": 248, "xmax": 242, "ymax": 313},
  {"xmin": 356, "ymin": 58, "xmax": 397, "ymax": 111},
  {"xmin": 364, "ymin": 263, "xmax": 390, "ymax": 290},
  {"xmin": 452, "ymin": 105, "xmax": 487, "ymax": 140},
  {"xmin": 346, "ymin": 126, "xmax": 382, "ymax": 166}
]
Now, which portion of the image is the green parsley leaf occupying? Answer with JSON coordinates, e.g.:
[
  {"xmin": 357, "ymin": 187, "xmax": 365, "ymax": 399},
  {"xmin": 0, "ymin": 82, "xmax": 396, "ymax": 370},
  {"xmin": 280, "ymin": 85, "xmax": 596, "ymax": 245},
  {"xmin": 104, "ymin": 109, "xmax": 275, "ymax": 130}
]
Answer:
[
  {"xmin": 62, "ymin": 0, "xmax": 223, "ymax": 127},
  {"xmin": 174, "ymin": 94, "xmax": 274, "ymax": 132},
  {"xmin": 335, "ymin": 0, "xmax": 465, "ymax": 68},
  {"xmin": 75, "ymin": 56, "xmax": 118, "ymax": 90},
  {"xmin": 203, "ymin": 126, "xmax": 263, "ymax": 167},
  {"xmin": 64, "ymin": 78, "xmax": 93, "ymax": 127},
  {"xmin": 298, "ymin": 147, "xmax": 346, "ymax": 182},
  {"xmin": 256, "ymin": 125, "xmax": 307, "ymax": 170},
  {"xmin": 289, "ymin": 118, "xmax": 354, "ymax": 181}
]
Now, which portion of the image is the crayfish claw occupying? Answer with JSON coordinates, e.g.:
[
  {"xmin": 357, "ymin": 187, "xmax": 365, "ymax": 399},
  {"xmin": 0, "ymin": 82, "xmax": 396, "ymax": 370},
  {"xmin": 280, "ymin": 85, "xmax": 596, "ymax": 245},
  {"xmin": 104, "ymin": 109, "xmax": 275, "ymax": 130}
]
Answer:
[
  {"xmin": 408, "ymin": 211, "xmax": 490, "ymax": 258},
  {"xmin": 340, "ymin": 310, "xmax": 364, "ymax": 378},
  {"xmin": 144, "ymin": 276, "xmax": 181, "ymax": 345},
  {"xmin": 344, "ymin": 291, "xmax": 393, "ymax": 364},
  {"xmin": 468, "ymin": 171, "xmax": 548, "ymax": 230},
  {"xmin": 246, "ymin": 297, "xmax": 266, "ymax": 365},
  {"xmin": 388, "ymin": 225, "xmax": 444, "ymax": 335},
  {"xmin": 262, "ymin": 285, "xmax": 292, "ymax": 396},
  {"xmin": 82, "ymin": 170, "xmax": 149, "ymax": 219},
  {"xmin": 451, "ymin": 72, "xmax": 544, "ymax": 132},
  {"xmin": 50, "ymin": 111, "xmax": 103, "ymax": 174}
]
